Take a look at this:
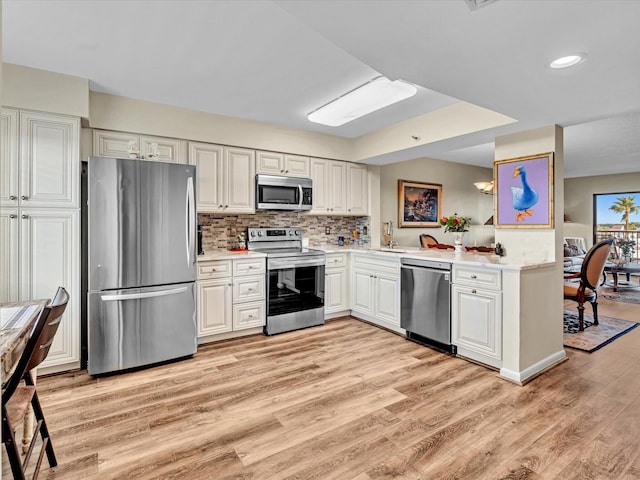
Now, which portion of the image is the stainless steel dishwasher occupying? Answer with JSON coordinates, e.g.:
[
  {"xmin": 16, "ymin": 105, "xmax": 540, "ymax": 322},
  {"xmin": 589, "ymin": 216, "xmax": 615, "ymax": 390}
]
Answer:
[{"xmin": 400, "ymin": 258, "xmax": 455, "ymax": 353}]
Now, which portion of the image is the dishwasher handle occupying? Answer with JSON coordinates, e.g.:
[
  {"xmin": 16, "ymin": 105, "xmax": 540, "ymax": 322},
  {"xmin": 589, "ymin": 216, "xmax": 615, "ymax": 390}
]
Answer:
[
  {"xmin": 401, "ymin": 258, "xmax": 451, "ymax": 271},
  {"xmin": 402, "ymin": 264, "xmax": 450, "ymax": 282}
]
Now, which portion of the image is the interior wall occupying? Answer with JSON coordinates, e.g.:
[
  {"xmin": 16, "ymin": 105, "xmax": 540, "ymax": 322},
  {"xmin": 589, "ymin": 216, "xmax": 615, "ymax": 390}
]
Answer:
[
  {"xmin": 2, "ymin": 64, "xmax": 89, "ymax": 117},
  {"xmin": 89, "ymin": 92, "xmax": 353, "ymax": 161},
  {"xmin": 494, "ymin": 125, "xmax": 564, "ymax": 377},
  {"xmin": 564, "ymin": 172, "xmax": 640, "ymax": 248},
  {"xmin": 378, "ymin": 156, "xmax": 494, "ymax": 248}
]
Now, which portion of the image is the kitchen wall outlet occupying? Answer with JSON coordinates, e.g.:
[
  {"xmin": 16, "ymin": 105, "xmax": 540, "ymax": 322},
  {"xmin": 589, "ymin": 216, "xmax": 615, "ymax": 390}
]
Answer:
[{"xmin": 325, "ymin": 227, "xmax": 331, "ymax": 235}]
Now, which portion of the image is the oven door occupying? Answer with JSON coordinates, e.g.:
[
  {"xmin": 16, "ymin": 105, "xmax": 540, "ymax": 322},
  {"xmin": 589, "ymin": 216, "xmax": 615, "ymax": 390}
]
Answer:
[{"xmin": 265, "ymin": 256, "xmax": 325, "ymax": 334}]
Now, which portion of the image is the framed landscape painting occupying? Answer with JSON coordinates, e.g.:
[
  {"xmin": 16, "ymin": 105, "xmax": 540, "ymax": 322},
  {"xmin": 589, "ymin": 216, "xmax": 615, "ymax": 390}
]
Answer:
[
  {"xmin": 398, "ymin": 180, "xmax": 442, "ymax": 228},
  {"xmin": 494, "ymin": 152, "xmax": 554, "ymax": 228}
]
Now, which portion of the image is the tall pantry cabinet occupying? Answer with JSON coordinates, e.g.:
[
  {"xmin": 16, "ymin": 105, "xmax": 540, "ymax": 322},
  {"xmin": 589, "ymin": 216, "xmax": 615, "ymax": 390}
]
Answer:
[{"xmin": 0, "ymin": 108, "xmax": 81, "ymax": 373}]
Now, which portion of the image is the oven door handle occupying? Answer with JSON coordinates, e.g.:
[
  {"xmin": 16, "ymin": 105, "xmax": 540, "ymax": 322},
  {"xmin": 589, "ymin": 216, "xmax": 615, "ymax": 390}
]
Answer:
[{"xmin": 268, "ymin": 258, "xmax": 325, "ymax": 269}]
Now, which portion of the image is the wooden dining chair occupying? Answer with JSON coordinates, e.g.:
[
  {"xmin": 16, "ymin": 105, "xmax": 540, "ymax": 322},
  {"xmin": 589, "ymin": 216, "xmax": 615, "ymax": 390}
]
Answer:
[
  {"xmin": 563, "ymin": 239, "xmax": 614, "ymax": 331},
  {"xmin": 2, "ymin": 287, "xmax": 69, "ymax": 480},
  {"xmin": 419, "ymin": 234, "xmax": 438, "ymax": 248}
]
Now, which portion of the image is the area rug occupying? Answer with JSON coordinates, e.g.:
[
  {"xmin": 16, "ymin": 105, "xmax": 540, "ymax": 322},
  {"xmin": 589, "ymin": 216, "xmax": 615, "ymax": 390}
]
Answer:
[
  {"xmin": 598, "ymin": 283, "xmax": 640, "ymax": 305},
  {"xmin": 563, "ymin": 310, "xmax": 639, "ymax": 352}
]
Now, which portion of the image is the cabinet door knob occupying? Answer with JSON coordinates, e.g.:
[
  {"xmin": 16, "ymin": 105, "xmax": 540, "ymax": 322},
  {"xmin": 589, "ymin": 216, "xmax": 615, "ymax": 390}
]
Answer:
[
  {"xmin": 9, "ymin": 195, "xmax": 16, "ymax": 200},
  {"xmin": 218, "ymin": 205, "xmax": 224, "ymax": 208},
  {"xmin": 224, "ymin": 205, "xmax": 228, "ymax": 208},
  {"xmin": 21, "ymin": 214, "xmax": 29, "ymax": 219},
  {"xmin": 9, "ymin": 214, "xmax": 17, "ymax": 219},
  {"xmin": 285, "ymin": 170, "xmax": 289, "ymax": 174},
  {"xmin": 21, "ymin": 195, "xmax": 29, "ymax": 201},
  {"xmin": 472, "ymin": 289, "xmax": 477, "ymax": 294},
  {"xmin": 470, "ymin": 275, "xmax": 477, "ymax": 279}
]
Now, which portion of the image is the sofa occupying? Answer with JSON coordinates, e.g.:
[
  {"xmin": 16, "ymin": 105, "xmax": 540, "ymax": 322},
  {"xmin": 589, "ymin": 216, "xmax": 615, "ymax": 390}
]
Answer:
[{"xmin": 563, "ymin": 237, "xmax": 587, "ymax": 270}]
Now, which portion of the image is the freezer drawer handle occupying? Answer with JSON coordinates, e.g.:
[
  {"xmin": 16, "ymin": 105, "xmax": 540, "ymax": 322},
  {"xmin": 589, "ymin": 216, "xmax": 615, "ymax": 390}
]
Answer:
[{"xmin": 101, "ymin": 286, "xmax": 189, "ymax": 302}]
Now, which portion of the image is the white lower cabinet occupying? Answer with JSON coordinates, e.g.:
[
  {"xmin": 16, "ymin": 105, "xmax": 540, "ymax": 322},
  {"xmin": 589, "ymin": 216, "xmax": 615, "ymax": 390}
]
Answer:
[
  {"xmin": 324, "ymin": 253, "xmax": 349, "ymax": 317},
  {"xmin": 350, "ymin": 253, "xmax": 401, "ymax": 333},
  {"xmin": 451, "ymin": 266, "xmax": 502, "ymax": 368},
  {"xmin": 197, "ymin": 257, "xmax": 265, "ymax": 341},
  {"xmin": 197, "ymin": 278, "xmax": 233, "ymax": 336},
  {"xmin": 0, "ymin": 208, "xmax": 80, "ymax": 372}
]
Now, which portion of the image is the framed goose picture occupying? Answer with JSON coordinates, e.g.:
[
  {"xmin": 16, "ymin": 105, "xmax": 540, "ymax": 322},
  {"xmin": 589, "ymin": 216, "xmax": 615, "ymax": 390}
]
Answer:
[
  {"xmin": 494, "ymin": 152, "xmax": 554, "ymax": 228},
  {"xmin": 398, "ymin": 180, "xmax": 442, "ymax": 228}
]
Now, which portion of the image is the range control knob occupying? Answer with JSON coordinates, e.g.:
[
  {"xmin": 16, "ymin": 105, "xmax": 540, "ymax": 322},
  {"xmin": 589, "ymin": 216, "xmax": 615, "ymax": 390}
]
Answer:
[
  {"xmin": 250, "ymin": 231, "xmax": 255, "ymax": 237},
  {"xmin": 289, "ymin": 231, "xmax": 295, "ymax": 236},
  {"xmin": 257, "ymin": 231, "xmax": 263, "ymax": 236},
  {"xmin": 294, "ymin": 230, "xmax": 301, "ymax": 236}
]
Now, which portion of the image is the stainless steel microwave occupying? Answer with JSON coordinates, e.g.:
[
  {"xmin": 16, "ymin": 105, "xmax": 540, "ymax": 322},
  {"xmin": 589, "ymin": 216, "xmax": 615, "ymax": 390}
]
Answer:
[{"xmin": 256, "ymin": 175, "xmax": 312, "ymax": 211}]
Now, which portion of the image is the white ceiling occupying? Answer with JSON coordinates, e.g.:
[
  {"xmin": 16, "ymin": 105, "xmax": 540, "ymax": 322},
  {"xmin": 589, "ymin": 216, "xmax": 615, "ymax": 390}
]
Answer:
[{"xmin": 3, "ymin": 0, "xmax": 639, "ymax": 178}]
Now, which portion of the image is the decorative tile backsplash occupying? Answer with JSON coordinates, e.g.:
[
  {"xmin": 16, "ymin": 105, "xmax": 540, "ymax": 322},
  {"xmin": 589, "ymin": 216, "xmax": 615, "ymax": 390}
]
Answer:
[{"xmin": 198, "ymin": 212, "xmax": 371, "ymax": 252}]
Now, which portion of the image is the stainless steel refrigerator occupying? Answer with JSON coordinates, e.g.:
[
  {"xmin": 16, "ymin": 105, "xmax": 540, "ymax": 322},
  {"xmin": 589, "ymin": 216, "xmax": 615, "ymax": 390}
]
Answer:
[{"xmin": 87, "ymin": 156, "xmax": 197, "ymax": 375}]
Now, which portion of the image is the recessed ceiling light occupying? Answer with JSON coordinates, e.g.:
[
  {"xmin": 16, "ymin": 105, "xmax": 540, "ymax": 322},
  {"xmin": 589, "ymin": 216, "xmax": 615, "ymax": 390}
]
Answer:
[
  {"xmin": 308, "ymin": 76, "xmax": 418, "ymax": 127},
  {"xmin": 549, "ymin": 53, "xmax": 588, "ymax": 69}
]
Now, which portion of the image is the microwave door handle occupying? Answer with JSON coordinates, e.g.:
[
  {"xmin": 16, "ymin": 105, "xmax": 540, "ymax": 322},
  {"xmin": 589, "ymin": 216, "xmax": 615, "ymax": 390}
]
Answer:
[{"xmin": 298, "ymin": 185, "xmax": 303, "ymax": 209}]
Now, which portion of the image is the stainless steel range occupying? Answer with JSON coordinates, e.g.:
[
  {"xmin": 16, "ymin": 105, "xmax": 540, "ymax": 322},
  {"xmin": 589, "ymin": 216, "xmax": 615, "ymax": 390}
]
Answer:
[{"xmin": 247, "ymin": 228, "xmax": 325, "ymax": 335}]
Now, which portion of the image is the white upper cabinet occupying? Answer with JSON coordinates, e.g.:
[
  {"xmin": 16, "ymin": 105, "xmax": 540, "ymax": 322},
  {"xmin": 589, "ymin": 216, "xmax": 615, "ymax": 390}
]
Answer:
[
  {"xmin": 256, "ymin": 151, "xmax": 310, "ymax": 177},
  {"xmin": 189, "ymin": 143, "xmax": 224, "ymax": 211},
  {"xmin": 310, "ymin": 158, "xmax": 355, "ymax": 215},
  {"xmin": 0, "ymin": 109, "xmax": 19, "ymax": 206},
  {"xmin": 346, "ymin": 163, "xmax": 369, "ymax": 215},
  {"xmin": 93, "ymin": 129, "xmax": 186, "ymax": 163},
  {"xmin": 1, "ymin": 109, "xmax": 80, "ymax": 208},
  {"xmin": 310, "ymin": 158, "xmax": 368, "ymax": 215},
  {"xmin": 188, "ymin": 142, "xmax": 255, "ymax": 214},
  {"xmin": 225, "ymin": 147, "xmax": 256, "ymax": 213}
]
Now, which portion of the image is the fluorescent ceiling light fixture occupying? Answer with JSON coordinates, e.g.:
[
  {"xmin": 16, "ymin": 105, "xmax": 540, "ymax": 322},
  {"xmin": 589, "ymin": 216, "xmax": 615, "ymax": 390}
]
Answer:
[
  {"xmin": 308, "ymin": 76, "xmax": 418, "ymax": 127},
  {"xmin": 464, "ymin": 0, "xmax": 500, "ymax": 11},
  {"xmin": 549, "ymin": 53, "xmax": 588, "ymax": 69}
]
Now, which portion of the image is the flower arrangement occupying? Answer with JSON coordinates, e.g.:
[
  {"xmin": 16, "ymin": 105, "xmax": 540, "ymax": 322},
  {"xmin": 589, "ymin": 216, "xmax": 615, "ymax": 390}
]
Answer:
[
  {"xmin": 439, "ymin": 213, "xmax": 471, "ymax": 233},
  {"xmin": 617, "ymin": 238, "xmax": 636, "ymax": 258}
]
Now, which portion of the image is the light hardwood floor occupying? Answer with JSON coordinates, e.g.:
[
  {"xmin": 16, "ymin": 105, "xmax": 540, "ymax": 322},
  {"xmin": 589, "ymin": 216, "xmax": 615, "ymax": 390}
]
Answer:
[{"xmin": 5, "ymin": 298, "xmax": 640, "ymax": 479}]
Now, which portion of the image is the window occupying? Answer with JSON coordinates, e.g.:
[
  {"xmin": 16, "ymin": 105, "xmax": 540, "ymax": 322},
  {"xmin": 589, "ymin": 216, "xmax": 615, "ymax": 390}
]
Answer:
[{"xmin": 593, "ymin": 191, "xmax": 640, "ymax": 260}]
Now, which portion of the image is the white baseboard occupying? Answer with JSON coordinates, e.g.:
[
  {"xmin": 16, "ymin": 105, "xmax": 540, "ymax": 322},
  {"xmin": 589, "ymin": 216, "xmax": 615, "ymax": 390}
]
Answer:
[{"xmin": 500, "ymin": 349, "xmax": 567, "ymax": 384}]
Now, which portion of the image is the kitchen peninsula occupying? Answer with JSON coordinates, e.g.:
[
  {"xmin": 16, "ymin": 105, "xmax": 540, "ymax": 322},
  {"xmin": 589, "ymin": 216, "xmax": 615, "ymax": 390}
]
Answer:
[{"xmin": 196, "ymin": 245, "xmax": 563, "ymax": 385}]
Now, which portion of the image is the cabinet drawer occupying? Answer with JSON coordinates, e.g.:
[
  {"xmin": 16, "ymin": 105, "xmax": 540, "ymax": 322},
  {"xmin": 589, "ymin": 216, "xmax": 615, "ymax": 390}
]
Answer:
[
  {"xmin": 352, "ymin": 253, "xmax": 399, "ymax": 274},
  {"xmin": 326, "ymin": 253, "xmax": 347, "ymax": 269},
  {"xmin": 198, "ymin": 260, "xmax": 232, "ymax": 279},
  {"xmin": 233, "ymin": 258, "xmax": 265, "ymax": 276},
  {"xmin": 453, "ymin": 266, "xmax": 501, "ymax": 290},
  {"xmin": 233, "ymin": 301, "xmax": 265, "ymax": 330},
  {"xmin": 233, "ymin": 275, "xmax": 265, "ymax": 303}
]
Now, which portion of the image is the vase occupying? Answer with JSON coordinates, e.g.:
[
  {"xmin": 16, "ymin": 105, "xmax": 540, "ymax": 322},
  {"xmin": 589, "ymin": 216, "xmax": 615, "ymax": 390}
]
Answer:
[{"xmin": 452, "ymin": 231, "xmax": 466, "ymax": 253}]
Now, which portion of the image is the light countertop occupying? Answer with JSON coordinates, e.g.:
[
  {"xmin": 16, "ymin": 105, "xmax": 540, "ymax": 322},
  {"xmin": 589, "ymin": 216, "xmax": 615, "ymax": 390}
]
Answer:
[
  {"xmin": 197, "ymin": 246, "xmax": 556, "ymax": 271},
  {"xmin": 197, "ymin": 250, "xmax": 267, "ymax": 262},
  {"xmin": 313, "ymin": 245, "xmax": 556, "ymax": 271}
]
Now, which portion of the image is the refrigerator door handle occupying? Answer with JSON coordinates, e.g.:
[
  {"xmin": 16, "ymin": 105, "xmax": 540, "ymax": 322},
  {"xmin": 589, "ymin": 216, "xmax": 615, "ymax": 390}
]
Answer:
[
  {"xmin": 186, "ymin": 176, "xmax": 195, "ymax": 265},
  {"xmin": 101, "ymin": 286, "xmax": 189, "ymax": 302}
]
